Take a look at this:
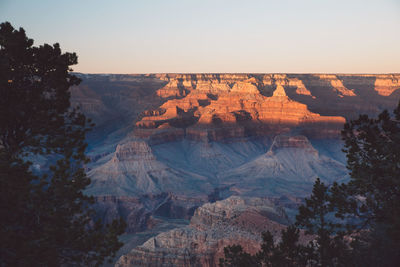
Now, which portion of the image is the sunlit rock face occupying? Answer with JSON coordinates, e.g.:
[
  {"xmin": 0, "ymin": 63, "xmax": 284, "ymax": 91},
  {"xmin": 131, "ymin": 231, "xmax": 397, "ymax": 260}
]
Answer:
[
  {"xmin": 74, "ymin": 73, "xmax": 400, "ymax": 199},
  {"xmin": 70, "ymin": 73, "xmax": 400, "ymax": 266},
  {"xmin": 135, "ymin": 74, "xmax": 346, "ymax": 144},
  {"xmin": 373, "ymin": 75, "xmax": 400, "ymax": 96},
  {"xmin": 115, "ymin": 196, "xmax": 293, "ymax": 267},
  {"xmin": 70, "ymin": 73, "xmax": 400, "ymax": 148}
]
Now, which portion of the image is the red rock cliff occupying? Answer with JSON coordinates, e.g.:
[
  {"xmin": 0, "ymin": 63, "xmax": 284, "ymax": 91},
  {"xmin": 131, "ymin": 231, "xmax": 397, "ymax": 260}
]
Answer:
[{"xmin": 134, "ymin": 75, "xmax": 347, "ymax": 143}]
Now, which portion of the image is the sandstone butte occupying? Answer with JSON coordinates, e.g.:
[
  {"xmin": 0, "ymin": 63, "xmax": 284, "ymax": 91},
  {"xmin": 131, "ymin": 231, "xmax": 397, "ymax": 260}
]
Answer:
[{"xmin": 134, "ymin": 74, "xmax": 347, "ymax": 143}]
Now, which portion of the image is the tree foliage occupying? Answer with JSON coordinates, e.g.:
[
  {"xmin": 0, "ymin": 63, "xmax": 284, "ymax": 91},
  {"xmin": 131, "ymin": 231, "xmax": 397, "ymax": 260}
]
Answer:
[
  {"xmin": 338, "ymin": 101, "xmax": 400, "ymax": 266},
  {"xmin": 256, "ymin": 226, "xmax": 309, "ymax": 267},
  {"xmin": 296, "ymin": 178, "xmax": 350, "ymax": 267},
  {"xmin": 220, "ymin": 102, "xmax": 400, "ymax": 266},
  {"xmin": 341, "ymin": 103, "xmax": 400, "ymax": 232},
  {"xmin": 0, "ymin": 22, "xmax": 125, "ymax": 266},
  {"xmin": 218, "ymin": 245, "xmax": 258, "ymax": 267},
  {"xmin": 219, "ymin": 180, "xmax": 352, "ymax": 267}
]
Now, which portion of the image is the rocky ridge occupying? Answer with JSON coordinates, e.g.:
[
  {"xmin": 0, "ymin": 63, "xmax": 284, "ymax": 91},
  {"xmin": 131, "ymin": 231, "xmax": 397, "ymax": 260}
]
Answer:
[
  {"xmin": 70, "ymin": 73, "xmax": 400, "ymax": 150},
  {"xmin": 86, "ymin": 140, "xmax": 212, "ymax": 196},
  {"xmin": 67, "ymin": 73, "xmax": 400, "ymax": 266},
  {"xmin": 86, "ymin": 134, "xmax": 347, "ymax": 198},
  {"xmin": 219, "ymin": 135, "xmax": 346, "ymax": 196},
  {"xmin": 115, "ymin": 196, "xmax": 291, "ymax": 267},
  {"xmin": 92, "ymin": 193, "xmax": 204, "ymax": 233},
  {"xmin": 135, "ymin": 75, "xmax": 346, "ymax": 144}
]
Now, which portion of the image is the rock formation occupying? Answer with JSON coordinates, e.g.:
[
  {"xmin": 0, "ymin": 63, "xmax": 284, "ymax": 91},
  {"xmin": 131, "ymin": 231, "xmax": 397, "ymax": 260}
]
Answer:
[
  {"xmin": 115, "ymin": 196, "xmax": 291, "ymax": 267},
  {"xmin": 373, "ymin": 74, "xmax": 400, "ymax": 96},
  {"xmin": 74, "ymin": 72, "xmax": 399, "ymax": 215},
  {"xmin": 86, "ymin": 140, "xmax": 213, "ymax": 196},
  {"xmin": 67, "ymin": 73, "xmax": 400, "ymax": 266},
  {"xmin": 134, "ymin": 75, "xmax": 346, "ymax": 143},
  {"xmin": 219, "ymin": 135, "xmax": 347, "ymax": 196},
  {"xmin": 70, "ymin": 73, "xmax": 400, "ymax": 148},
  {"xmin": 262, "ymin": 74, "xmax": 313, "ymax": 97},
  {"xmin": 92, "ymin": 193, "xmax": 205, "ymax": 233}
]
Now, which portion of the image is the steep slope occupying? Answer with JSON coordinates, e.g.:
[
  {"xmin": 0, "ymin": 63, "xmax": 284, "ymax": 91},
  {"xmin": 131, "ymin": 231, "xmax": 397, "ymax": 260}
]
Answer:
[
  {"xmin": 87, "ymin": 135, "xmax": 346, "ymax": 198},
  {"xmin": 71, "ymin": 73, "xmax": 400, "ymax": 163},
  {"xmin": 116, "ymin": 196, "xmax": 291, "ymax": 267},
  {"xmin": 151, "ymin": 139, "xmax": 267, "ymax": 177},
  {"xmin": 69, "ymin": 73, "xmax": 400, "ymax": 266},
  {"xmin": 84, "ymin": 74, "xmax": 355, "ymax": 200},
  {"xmin": 220, "ymin": 135, "xmax": 347, "ymax": 197},
  {"xmin": 86, "ymin": 140, "xmax": 213, "ymax": 196},
  {"xmin": 75, "ymin": 73, "xmax": 400, "ymax": 208},
  {"xmin": 134, "ymin": 77, "xmax": 346, "ymax": 143},
  {"xmin": 70, "ymin": 74, "xmax": 167, "ymax": 151},
  {"xmin": 151, "ymin": 73, "xmax": 400, "ymax": 120}
]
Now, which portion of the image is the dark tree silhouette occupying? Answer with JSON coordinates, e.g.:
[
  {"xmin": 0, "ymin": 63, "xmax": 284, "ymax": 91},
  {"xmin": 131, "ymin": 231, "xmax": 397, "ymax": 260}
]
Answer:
[
  {"xmin": 219, "ymin": 179, "xmax": 351, "ymax": 267},
  {"xmin": 0, "ymin": 22, "xmax": 125, "ymax": 266},
  {"xmin": 219, "ymin": 101, "xmax": 400, "ymax": 266},
  {"xmin": 256, "ymin": 226, "xmax": 308, "ymax": 267},
  {"xmin": 218, "ymin": 244, "xmax": 258, "ymax": 267},
  {"xmin": 341, "ymin": 102, "xmax": 400, "ymax": 235},
  {"xmin": 295, "ymin": 178, "xmax": 351, "ymax": 267},
  {"xmin": 337, "ymin": 101, "xmax": 400, "ymax": 266}
]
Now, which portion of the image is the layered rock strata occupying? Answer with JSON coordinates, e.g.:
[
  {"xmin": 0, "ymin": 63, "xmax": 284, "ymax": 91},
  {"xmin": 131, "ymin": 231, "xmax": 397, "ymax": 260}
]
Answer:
[
  {"xmin": 69, "ymin": 73, "xmax": 400, "ymax": 266},
  {"xmin": 135, "ymin": 77, "xmax": 346, "ymax": 143},
  {"xmin": 220, "ymin": 135, "xmax": 347, "ymax": 196},
  {"xmin": 373, "ymin": 75, "xmax": 400, "ymax": 96},
  {"xmin": 70, "ymin": 73, "xmax": 400, "ymax": 150},
  {"xmin": 92, "ymin": 193, "xmax": 205, "ymax": 233},
  {"xmin": 115, "ymin": 196, "xmax": 292, "ymax": 267},
  {"xmin": 86, "ymin": 140, "xmax": 213, "ymax": 196}
]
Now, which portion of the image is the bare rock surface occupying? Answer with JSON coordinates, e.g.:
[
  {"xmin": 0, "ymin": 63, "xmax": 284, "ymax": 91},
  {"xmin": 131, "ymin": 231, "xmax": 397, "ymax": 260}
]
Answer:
[
  {"xmin": 220, "ymin": 135, "xmax": 346, "ymax": 196},
  {"xmin": 73, "ymin": 73, "xmax": 400, "ymax": 173},
  {"xmin": 66, "ymin": 74, "xmax": 400, "ymax": 267},
  {"xmin": 135, "ymin": 75, "xmax": 346, "ymax": 143},
  {"xmin": 70, "ymin": 74, "xmax": 400, "ymax": 150},
  {"xmin": 86, "ymin": 140, "xmax": 213, "ymax": 196},
  {"xmin": 92, "ymin": 193, "xmax": 205, "ymax": 233},
  {"xmin": 115, "ymin": 196, "xmax": 291, "ymax": 267}
]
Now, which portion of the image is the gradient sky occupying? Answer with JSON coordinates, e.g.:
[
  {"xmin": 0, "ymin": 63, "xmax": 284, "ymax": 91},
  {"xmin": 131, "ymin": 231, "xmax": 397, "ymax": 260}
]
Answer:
[{"xmin": 1, "ymin": 0, "xmax": 399, "ymax": 73}]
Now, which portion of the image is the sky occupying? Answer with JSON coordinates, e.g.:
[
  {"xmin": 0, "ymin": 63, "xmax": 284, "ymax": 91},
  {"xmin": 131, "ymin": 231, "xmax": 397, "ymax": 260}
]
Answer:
[{"xmin": 1, "ymin": 0, "xmax": 400, "ymax": 74}]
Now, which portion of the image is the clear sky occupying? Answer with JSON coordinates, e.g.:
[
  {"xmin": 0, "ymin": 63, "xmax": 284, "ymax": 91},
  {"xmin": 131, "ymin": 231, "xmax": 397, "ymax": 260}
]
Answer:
[{"xmin": 1, "ymin": 0, "xmax": 399, "ymax": 74}]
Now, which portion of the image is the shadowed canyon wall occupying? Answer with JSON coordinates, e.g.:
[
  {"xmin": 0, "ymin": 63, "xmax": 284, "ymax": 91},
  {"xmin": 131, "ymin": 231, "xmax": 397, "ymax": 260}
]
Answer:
[{"xmin": 69, "ymin": 73, "xmax": 399, "ymax": 266}]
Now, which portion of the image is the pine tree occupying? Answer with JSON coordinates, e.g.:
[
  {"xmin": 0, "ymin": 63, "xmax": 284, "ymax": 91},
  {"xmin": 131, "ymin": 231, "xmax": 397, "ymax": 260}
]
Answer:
[
  {"xmin": 219, "ymin": 101, "xmax": 400, "ymax": 266},
  {"xmin": 0, "ymin": 21, "xmax": 125, "ymax": 266},
  {"xmin": 256, "ymin": 226, "xmax": 308, "ymax": 267},
  {"xmin": 338, "ymin": 101, "xmax": 400, "ymax": 266},
  {"xmin": 295, "ymin": 178, "xmax": 351, "ymax": 267}
]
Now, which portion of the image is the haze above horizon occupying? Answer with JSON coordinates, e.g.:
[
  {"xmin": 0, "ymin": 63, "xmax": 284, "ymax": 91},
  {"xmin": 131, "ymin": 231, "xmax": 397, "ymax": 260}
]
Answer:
[{"xmin": 1, "ymin": 0, "xmax": 399, "ymax": 74}]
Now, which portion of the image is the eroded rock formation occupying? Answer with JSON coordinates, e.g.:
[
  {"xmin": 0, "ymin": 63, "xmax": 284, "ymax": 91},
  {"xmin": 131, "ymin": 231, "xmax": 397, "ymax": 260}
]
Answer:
[
  {"xmin": 220, "ymin": 135, "xmax": 346, "ymax": 196},
  {"xmin": 115, "ymin": 196, "xmax": 291, "ymax": 267},
  {"xmin": 86, "ymin": 140, "xmax": 213, "ymax": 196},
  {"xmin": 92, "ymin": 193, "xmax": 204, "ymax": 233},
  {"xmin": 68, "ymin": 73, "xmax": 400, "ymax": 266},
  {"xmin": 373, "ymin": 75, "xmax": 400, "ymax": 96},
  {"xmin": 135, "ymin": 75, "xmax": 346, "ymax": 143}
]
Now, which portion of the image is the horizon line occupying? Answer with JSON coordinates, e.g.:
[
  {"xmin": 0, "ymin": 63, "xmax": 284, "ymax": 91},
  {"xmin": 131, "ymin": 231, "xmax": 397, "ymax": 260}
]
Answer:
[{"xmin": 73, "ymin": 72, "xmax": 400, "ymax": 75}]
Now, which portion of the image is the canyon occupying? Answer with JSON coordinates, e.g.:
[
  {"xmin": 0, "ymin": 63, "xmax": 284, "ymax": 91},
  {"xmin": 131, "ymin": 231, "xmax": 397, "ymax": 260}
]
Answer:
[
  {"xmin": 69, "ymin": 73, "xmax": 399, "ymax": 266},
  {"xmin": 115, "ymin": 196, "xmax": 292, "ymax": 267}
]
